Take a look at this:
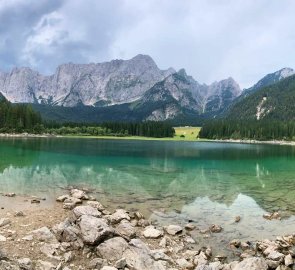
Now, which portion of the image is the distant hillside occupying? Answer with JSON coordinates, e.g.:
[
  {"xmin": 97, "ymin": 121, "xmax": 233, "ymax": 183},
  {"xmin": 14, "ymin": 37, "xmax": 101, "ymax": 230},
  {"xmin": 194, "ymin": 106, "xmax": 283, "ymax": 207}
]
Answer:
[{"xmin": 226, "ymin": 74, "xmax": 295, "ymax": 121}]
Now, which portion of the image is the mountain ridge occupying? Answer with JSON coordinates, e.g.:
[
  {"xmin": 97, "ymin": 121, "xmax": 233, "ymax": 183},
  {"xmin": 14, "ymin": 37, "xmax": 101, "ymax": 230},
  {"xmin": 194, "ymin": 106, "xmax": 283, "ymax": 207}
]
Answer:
[{"xmin": 0, "ymin": 54, "xmax": 241, "ymax": 122}]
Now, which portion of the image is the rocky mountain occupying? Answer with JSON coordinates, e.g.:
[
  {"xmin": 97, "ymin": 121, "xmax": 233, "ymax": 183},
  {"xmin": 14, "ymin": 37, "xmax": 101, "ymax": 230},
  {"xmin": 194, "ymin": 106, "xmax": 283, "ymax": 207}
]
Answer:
[
  {"xmin": 241, "ymin": 68, "xmax": 295, "ymax": 98},
  {"xmin": 226, "ymin": 74, "xmax": 295, "ymax": 121},
  {"xmin": 0, "ymin": 54, "xmax": 242, "ymax": 122}
]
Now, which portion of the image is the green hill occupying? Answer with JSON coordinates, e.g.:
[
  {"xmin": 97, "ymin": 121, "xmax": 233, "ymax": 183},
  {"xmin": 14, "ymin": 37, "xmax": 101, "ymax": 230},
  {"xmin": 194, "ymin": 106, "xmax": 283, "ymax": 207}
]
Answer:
[{"xmin": 226, "ymin": 74, "xmax": 295, "ymax": 121}]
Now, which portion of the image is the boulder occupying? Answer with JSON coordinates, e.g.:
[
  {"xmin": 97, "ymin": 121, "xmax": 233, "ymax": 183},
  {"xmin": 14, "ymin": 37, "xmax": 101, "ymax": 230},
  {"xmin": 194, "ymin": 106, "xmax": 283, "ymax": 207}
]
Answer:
[
  {"xmin": 79, "ymin": 215, "xmax": 113, "ymax": 245},
  {"xmin": 88, "ymin": 258, "xmax": 107, "ymax": 269},
  {"xmin": 87, "ymin": 201, "xmax": 105, "ymax": 211},
  {"xmin": 17, "ymin": 258, "xmax": 33, "ymax": 270},
  {"xmin": 56, "ymin": 195, "xmax": 69, "ymax": 202},
  {"xmin": 232, "ymin": 257, "xmax": 268, "ymax": 270},
  {"xmin": 284, "ymin": 254, "xmax": 293, "ymax": 266},
  {"xmin": 101, "ymin": 267, "xmax": 118, "ymax": 270},
  {"xmin": 165, "ymin": 225, "xmax": 183, "ymax": 235},
  {"xmin": 40, "ymin": 243, "xmax": 61, "ymax": 260},
  {"xmin": 123, "ymin": 239, "xmax": 166, "ymax": 270},
  {"xmin": 209, "ymin": 224, "xmax": 222, "ymax": 233},
  {"xmin": 176, "ymin": 258, "xmax": 194, "ymax": 269},
  {"xmin": 0, "ymin": 235, "xmax": 6, "ymax": 242},
  {"xmin": 31, "ymin": 227, "xmax": 57, "ymax": 243},
  {"xmin": 109, "ymin": 209, "xmax": 131, "ymax": 224},
  {"xmin": 70, "ymin": 188, "xmax": 89, "ymax": 200},
  {"xmin": 115, "ymin": 220, "xmax": 136, "ymax": 239},
  {"xmin": 143, "ymin": 226, "xmax": 163, "ymax": 239},
  {"xmin": 35, "ymin": 260, "xmax": 56, "ymax": 270},
  {"xmin": 52, "ymin": 218, "xmax": 80, "ymax": 243},
  {"xmin": 185, "ymin": 223, "xmax": 196, "ymax": 230},
  {"xmin": 73, "ymin": 205, "xmax": 101, "ymax": 218},
  {"xmin": 97, "ymin": 237, "xmax": 128, "ymax": 262},
  {"xmin": 194, "ymin": 251, "xmax": 208, "ymax": 267},
  {"xmin": 0, "ymin": 218, "xmax": 11, "ymax": 227}
]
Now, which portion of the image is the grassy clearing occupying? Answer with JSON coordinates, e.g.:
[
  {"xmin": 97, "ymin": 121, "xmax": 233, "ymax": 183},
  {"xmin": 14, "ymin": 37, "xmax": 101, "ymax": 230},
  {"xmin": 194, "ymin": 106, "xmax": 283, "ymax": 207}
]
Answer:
[
  {"xmin": 174, "ymin": 126, "xmax": 201, "ymax": 141},
  {"xmin": 63, "ymin": 126, "xmax": 202, "ymax": 142}
]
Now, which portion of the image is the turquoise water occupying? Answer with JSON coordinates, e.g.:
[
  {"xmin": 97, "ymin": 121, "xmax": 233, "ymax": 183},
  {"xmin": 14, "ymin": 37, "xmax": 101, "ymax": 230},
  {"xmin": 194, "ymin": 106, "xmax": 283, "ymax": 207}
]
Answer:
[{"xmin": 0, "ymin": 137, "xmax": 294, "ymax": 255}]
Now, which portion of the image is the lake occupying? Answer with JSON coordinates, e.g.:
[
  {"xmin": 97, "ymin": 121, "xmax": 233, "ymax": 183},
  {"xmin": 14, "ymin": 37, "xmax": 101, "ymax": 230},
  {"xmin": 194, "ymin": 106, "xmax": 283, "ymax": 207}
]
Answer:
[{"xmin": 0, "ymin": 137, "xmax": 295, "ymax": 257}]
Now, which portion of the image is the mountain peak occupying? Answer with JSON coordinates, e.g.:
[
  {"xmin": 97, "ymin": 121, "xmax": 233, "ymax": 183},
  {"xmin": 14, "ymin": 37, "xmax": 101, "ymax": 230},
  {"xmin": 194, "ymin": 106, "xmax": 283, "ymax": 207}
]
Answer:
[
  {"xmin": 275, "ymin": 67, "xmax": 294, "ymax": 79},
  {"xmin": 131, "ymin": 54, "xmax": 156, "ymax": 64}
]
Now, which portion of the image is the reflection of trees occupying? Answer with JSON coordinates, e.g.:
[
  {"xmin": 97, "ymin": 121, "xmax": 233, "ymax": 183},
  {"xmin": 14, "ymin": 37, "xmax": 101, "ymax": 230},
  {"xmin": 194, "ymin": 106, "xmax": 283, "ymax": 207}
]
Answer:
[
  {"xmin": 0, "ymin": 138, "xmax": 294, "ymax": 215},
  {"xmin": 0, "ymin": 138, "xmax": 41, "ymax": 173}
]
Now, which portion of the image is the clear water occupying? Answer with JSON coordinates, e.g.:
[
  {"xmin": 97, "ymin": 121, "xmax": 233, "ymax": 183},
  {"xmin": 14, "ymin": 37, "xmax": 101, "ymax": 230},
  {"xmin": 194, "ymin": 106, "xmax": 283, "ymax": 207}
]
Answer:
[{"xmin": 0, "ymin": 137, "xmax": 294, "ymax": 256}]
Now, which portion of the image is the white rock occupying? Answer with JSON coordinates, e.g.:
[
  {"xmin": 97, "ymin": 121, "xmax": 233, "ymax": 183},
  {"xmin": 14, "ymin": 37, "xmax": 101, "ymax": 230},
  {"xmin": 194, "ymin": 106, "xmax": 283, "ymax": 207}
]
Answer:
[
  {"xmin": 284, "ymin": 254, "xmax": 293, "ymax": 266},
  {"xmin": 79, "ymin": 215, "xmax": 113, "ymax": 245},
  {"xmin": 17, "ymin": 258, "xmax": 33, "ymax": 270},
  {"xmin": 115, "ymin": 220, "xmax": 136, "ymax": 239},
  {"xmin": 176, "ymin": 258, "xmax": 194, "ymax": 269},
  {"xmin": 31, "ymin": 227, "xmax": 57, "ymax": 242},
  {"xmin": 233, "ymin": 257, "xmax": 268, "ymax": 270},
  {"xmin": 87, "ymin": 200, "xmax": 105, "ymax": 211},
  {"xmin": 165, "ymin": 225, "xmax": 183, "ymax": 235},
  {"xmin": 143, "ymin": 226, "xmax": 163, "ymax": 239},
  {"xmin": 73, "ymin": 205, "xmax": 101, "ymax": 218},
  {"xmin": 97, "ymin": 237, "xmax": 128, "ymax": 262},
  {"xmin": 0, "ymin": 235, "xmax": 6, "ymax": 242},
  {"xmin": 35, "ymin": 260, "xmax": 56, "ymax": 270},
  {"xmin": 0, "ymin": 218, "xmax": 11, "ymax": 227},
  {"xmin": 101, "ymin": 267, "xmax": 118, "ymax": 270},
  {"xmin": 109, "ymin": 209, "xmax": 130, "ymax": 224}
]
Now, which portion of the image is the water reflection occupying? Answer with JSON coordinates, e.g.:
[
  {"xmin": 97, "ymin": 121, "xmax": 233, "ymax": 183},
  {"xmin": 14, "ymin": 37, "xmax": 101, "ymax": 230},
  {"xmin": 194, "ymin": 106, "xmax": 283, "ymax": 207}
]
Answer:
[{"xmin": 0, "ymin": 138, "xmax": 295, "ymax": 214}]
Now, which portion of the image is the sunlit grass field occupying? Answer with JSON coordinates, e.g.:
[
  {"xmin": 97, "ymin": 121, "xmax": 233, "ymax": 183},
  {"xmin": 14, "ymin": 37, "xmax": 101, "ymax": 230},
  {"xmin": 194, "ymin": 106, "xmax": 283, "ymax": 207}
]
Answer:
[{"xmin": 65, "ymin": 126, "xmax": 202, "ymax": 141}]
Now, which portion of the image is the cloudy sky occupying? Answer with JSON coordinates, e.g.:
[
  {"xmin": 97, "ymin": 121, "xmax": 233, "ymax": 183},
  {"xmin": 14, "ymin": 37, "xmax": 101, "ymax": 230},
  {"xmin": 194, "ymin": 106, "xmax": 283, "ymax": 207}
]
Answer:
[{"xmin": 0, "ymin": 0, "xmax": 294, "ymax": 88}]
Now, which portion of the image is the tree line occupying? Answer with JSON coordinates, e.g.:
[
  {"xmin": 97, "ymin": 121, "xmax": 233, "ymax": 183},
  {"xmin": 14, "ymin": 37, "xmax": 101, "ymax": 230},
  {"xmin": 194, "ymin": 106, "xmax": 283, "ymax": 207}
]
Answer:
[
  {"xmin": 199, "ymin": 120, "xmax": 295, "ymax": 141},
  {"xmin": 0, "ymin": 98, "xmax": 175, "ymax": 138},
  {"xmin": 0, "ymin": 98, "xmax": 42, "ymax": 133}
]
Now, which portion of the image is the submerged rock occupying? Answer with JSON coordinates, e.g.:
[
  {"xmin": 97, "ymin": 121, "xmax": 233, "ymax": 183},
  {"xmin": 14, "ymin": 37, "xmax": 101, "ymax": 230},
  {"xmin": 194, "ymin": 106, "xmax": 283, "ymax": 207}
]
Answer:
[{"xmin": 209, "ymin": 224, "xmax": 223, "ymax": 233}]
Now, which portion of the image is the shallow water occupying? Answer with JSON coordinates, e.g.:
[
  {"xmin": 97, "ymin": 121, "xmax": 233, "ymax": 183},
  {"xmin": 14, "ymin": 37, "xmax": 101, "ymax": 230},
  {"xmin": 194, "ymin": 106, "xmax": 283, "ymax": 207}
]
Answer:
[{"xmin": 0, "ymin": 137, "xmax": 294, "ymax": 256}]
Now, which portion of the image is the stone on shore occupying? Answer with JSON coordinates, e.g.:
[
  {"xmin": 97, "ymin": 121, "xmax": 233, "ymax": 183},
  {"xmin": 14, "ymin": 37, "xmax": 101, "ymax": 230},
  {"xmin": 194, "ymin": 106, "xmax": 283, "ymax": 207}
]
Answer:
[
  {"xmin": 35, "ymin": 260, "xmax": 56, "ymax": 270},
  {"xmin": 284, "ymin": 254, "xmax": 293, "ymax": 266},
  {"xmin": 143, "ymin": 226, "xmax": 163, "ymax": 239},
  {"xmin": 87, "ymin": 200, "xmax": 105, "ymax": 211},
  {"xmin": 115, "ymin": 220, "xmax": 136, "ymax": 239},
  {"xmin": 101, "ymin": 267, "xmax": 118, "ymax": 270},
  {"xmin": 79, "ymin": 215, "xmax": 113, "ymax": 245},
  {"xmin": 31, "ymin": 227, "xmax": 57, "ymax": 243},
  {"xmin": 232, "ymin": 257, "xmax": 268, "ymax": 270},
  {"xmin": 165, "ymin": 224, "xmax": 183, "ymax": 235},
  {"xmin": 0, "ymin": 218, "xmax": 11, "ymax": 227},
  {"xmin": 109, "ymin": 209, "xmax": 131, "ymax": 224},
  {"xmin": 97, "ymin": 237, "xmax": 128, "ymax": 262},
  {"xmin": 70, "ymin": 188, "xmax": 89, "ymax": 200},
  {"xmin": 17, "ymin": 258, "xmax": 33, "ymax": 270},
  {"xmin": 73, "ymin": 205, "xmax": 101, "ymax": 218}
]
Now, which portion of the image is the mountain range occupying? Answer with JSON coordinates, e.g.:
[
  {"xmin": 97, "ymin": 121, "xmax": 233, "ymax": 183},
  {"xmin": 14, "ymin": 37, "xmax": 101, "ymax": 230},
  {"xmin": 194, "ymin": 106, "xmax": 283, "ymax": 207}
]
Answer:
[{"xmin": 0, "ymin": 54, "xmax": 294, "ymax": 123}]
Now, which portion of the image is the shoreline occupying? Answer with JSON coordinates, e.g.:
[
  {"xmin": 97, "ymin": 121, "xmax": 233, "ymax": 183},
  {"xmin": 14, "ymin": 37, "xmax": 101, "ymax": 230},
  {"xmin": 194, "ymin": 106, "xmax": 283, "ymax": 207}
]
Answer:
[
  {"xmin": 213, "ymin": 138, "xmax": 295, "ymax": 146},
  {"xmin": 1, "ymin": 132, "xmax": 295, "ymax": 146},
  {"xmin": 0, "ymin": 190, "xmax": 294, "ymax": 269}
]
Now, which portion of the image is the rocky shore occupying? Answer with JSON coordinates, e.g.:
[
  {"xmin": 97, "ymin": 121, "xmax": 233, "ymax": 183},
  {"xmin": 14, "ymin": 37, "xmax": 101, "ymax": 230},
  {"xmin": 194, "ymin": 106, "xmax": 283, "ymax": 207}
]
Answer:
[{"xmin": 0, "ymin": 189, "xmax": 294, "ymax": 270}]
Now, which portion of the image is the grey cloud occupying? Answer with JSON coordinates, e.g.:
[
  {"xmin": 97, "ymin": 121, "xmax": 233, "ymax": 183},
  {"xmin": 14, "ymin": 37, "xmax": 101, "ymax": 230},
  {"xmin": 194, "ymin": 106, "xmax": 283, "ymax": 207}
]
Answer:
[{"xmin": 0, "ymin": 0, "xmax": 295, "ymax": 88}]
